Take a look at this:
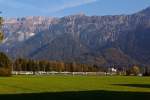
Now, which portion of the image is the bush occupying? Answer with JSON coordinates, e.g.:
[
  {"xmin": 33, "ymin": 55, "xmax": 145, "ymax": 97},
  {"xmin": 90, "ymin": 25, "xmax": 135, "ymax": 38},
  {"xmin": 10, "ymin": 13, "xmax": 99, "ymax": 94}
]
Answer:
[
  {"xmin": 131, "ymin": 66, "xmax": 140, "ymax": 76},
  {"xmin": 0, "ymin": 67, "xmax": 11, "ymax": 76},
  {"xmin": 126, "ymin": 66, "xmax": 140, "ymax": 76}
]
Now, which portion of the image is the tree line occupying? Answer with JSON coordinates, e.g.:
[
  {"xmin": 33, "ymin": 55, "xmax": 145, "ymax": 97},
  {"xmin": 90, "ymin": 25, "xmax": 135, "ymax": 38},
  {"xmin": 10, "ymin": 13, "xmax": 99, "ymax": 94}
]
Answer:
[
  {"xmin": 12, "ymin": 58, "xmax": 150, "ymax": 76},
  {"xmin": 0, "ymin": 52, "xmax": 150, "ymax": 76},
  {"xmin": 13, "ymin": 58, "xmax": 100, "ymax": 73}
]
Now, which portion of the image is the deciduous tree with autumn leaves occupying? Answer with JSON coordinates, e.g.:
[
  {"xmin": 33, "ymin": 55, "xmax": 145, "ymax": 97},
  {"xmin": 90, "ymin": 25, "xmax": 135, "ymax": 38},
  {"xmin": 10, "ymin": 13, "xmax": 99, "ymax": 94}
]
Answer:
[{"xmin": 0, "ymin": 14, "xmax": 12, "ymax": 76}]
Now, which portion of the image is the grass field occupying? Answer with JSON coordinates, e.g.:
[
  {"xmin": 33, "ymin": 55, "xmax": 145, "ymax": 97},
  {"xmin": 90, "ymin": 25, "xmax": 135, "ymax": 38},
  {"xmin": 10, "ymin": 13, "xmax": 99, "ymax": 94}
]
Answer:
[{"xmin": 0, "ymin": 75, "xmax": 150, "ymax": 100}]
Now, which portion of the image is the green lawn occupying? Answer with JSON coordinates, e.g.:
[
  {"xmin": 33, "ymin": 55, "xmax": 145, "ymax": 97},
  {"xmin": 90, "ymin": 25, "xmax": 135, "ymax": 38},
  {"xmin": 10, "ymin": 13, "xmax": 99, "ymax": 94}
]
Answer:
[{"xmin": 0, "ymin": 75, "xmax": 150, "ymax": 100}]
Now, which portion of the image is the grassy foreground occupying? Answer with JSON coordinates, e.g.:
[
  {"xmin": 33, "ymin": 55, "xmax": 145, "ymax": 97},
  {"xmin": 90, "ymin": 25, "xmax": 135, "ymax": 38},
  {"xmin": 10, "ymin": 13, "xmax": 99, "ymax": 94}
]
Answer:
[{"xmin": 0, "ymin": 75, "xmax": 150, "ymax": 100}]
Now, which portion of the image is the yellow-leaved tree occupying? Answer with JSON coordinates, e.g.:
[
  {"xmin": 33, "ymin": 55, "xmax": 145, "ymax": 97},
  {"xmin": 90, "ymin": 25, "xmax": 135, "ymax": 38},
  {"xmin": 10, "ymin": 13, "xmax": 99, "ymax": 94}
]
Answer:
[
  {"xmin": 0, "ymin": 13, "xmax": 12, "ymax": 76},
  {"xmin": 0, "ymin": 16, "xmax": 4, "ymax": 41}
]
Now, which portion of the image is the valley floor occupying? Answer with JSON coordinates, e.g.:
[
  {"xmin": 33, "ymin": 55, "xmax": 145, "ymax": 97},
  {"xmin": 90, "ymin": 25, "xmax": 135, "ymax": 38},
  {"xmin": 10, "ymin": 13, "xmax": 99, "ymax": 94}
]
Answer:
[{"xmin": 0, "ymin": 76, "xmax": 150, "ymax": 100}]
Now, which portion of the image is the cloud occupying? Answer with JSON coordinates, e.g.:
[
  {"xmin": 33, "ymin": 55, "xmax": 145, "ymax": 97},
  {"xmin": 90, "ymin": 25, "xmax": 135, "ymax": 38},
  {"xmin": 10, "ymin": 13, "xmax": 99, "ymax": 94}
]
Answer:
[
  {"xmin": 58, "ymin": 0, "xmax": 97, "ymax": 10},
  {"xmin": 0, "ymin": 0, "xmax": 97, "ymax": 13},
  {"xmin": 0, "ymin": 0, "xmax": 98, "ymax": 17},
  {"xmin": 44, "ymin": 0, "xmax": 98, "ymax": 13}
]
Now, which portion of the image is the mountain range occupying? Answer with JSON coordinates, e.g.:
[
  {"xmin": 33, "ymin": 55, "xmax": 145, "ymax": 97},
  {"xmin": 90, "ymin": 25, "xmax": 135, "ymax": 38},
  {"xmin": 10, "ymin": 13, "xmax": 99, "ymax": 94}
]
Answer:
[{"xmin": 1, "ymin": 7, "xmax": 150, "ymax": 66}]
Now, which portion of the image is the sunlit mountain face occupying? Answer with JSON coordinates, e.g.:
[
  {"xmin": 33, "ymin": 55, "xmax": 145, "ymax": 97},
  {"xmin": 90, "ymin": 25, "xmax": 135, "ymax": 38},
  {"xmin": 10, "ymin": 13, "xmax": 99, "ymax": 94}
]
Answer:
[{"xmin": 0, "ymin": 7, "xmax": 150, "ymax": 66}]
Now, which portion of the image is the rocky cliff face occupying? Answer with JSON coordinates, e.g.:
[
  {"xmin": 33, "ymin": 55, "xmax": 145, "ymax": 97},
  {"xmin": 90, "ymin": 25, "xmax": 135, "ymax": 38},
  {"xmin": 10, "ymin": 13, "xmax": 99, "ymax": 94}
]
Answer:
[
  {"xmin": 1, "ymin": 7, "xmax": 150, "ymax": 66},
  {"xmin": 2, "ymin": 16, "xmax": 58, "ymax": 46}
]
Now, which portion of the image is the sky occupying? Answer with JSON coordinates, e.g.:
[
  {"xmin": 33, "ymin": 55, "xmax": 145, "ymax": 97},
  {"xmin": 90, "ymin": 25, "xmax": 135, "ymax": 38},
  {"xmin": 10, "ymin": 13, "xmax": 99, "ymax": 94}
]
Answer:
[{"xmin": 0, "ymin": 0, "xmax": 150, "ymax": 18}]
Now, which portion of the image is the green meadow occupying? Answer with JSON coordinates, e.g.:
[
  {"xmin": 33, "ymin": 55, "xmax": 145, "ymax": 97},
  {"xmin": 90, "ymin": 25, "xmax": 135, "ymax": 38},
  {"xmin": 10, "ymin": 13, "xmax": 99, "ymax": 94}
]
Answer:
[{"xmin": 0, "ymin": 76, "xmax": 150, "ymax": 100}]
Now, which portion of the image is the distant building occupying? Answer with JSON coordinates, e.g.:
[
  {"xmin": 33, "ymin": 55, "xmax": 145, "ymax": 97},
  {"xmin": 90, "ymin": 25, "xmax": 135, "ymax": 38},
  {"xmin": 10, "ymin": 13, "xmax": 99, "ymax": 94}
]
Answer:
[
  {"xmin": 107, "ymin": 68, "xmax": 117, "ymax": 75},
  {"xmin": 108, "ymin": 68, "xmax": 117, "ymax": 72}
]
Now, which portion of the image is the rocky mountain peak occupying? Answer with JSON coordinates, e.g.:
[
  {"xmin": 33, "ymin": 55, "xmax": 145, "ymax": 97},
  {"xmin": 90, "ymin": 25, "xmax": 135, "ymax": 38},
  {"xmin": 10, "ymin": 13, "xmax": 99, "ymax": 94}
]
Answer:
[{"xmin": 136, "ymin": 6, "xmax": 150, "ymax": 16}]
